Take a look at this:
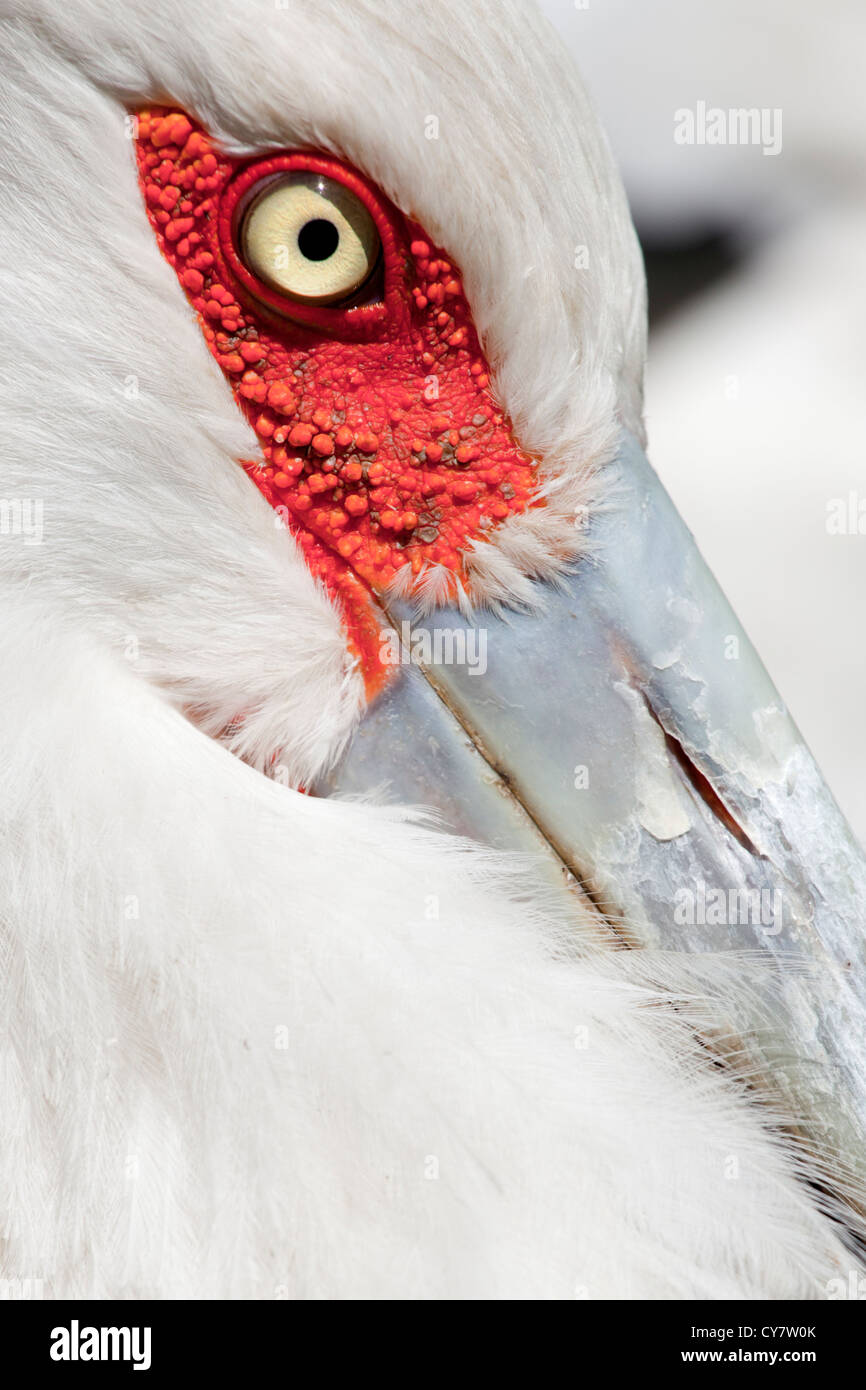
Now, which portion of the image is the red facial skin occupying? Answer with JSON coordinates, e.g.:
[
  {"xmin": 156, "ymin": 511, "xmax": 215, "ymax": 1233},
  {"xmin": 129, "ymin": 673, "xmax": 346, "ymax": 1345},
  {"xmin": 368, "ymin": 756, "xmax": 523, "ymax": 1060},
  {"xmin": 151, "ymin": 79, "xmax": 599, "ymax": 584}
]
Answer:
[{"xmin": 133, "ymin": 108, "xmax": 540, "ymax": 693}]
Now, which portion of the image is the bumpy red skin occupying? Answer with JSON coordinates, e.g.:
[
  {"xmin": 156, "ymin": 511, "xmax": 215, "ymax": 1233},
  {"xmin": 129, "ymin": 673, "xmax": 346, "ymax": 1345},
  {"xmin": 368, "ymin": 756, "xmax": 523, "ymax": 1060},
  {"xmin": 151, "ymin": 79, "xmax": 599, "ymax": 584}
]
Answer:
[{"xmin": 134, "ymin": 108, "xmax": 539, "ymax": 692}]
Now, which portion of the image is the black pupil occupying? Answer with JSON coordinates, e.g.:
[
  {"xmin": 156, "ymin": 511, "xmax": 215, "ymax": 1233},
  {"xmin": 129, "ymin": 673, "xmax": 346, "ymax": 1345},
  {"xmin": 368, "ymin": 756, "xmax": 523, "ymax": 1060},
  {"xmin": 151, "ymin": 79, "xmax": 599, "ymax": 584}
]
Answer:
[{"xmin": 297, "ymin": 219, "xmax": 340, "ymax": 262}]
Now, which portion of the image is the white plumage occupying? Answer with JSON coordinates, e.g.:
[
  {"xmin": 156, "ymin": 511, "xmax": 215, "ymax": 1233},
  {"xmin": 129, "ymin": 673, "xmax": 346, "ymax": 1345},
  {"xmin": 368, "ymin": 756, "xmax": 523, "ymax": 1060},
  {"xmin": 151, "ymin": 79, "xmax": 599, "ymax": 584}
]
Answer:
[{"xmin": 0, "ymin": 0, "xmax": 860, "ymax": 1298}]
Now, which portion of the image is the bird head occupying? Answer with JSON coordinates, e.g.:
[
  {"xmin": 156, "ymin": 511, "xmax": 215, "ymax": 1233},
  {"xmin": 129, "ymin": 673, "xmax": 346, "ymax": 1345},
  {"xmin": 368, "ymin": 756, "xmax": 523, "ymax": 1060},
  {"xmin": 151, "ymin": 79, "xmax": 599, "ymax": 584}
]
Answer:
[
  {"xmin": 131, "ymin": 109, "xmax": 548, "ymax": 695},
  {"xmin": 3, "ymin": 0, "xmax": 865, "ymax": 1170}
]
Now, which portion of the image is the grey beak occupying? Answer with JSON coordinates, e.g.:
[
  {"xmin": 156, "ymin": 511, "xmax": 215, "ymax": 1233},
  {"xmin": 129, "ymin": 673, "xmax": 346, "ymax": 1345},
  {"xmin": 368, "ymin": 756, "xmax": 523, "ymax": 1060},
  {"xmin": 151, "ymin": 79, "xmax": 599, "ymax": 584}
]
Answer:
[{"xmin": 316, "ymin": 429, "xmax": 866, "ymax": 1198}]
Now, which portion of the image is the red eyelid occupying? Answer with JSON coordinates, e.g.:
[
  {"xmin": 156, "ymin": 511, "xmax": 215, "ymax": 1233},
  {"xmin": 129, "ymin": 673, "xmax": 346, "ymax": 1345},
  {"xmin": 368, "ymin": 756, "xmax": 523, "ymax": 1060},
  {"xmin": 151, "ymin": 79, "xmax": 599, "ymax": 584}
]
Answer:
[{"xmin": 217, "ymin": 152, "xmax": 402, "ymax": 335}]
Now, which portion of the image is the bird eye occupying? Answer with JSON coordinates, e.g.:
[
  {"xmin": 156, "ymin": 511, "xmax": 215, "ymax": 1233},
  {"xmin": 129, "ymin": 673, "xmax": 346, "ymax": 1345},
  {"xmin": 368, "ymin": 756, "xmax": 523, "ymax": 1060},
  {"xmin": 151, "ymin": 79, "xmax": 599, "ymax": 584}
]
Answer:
[{"xmin": 238, "ymin": 172, "xmax": 380, "ymax": 306}]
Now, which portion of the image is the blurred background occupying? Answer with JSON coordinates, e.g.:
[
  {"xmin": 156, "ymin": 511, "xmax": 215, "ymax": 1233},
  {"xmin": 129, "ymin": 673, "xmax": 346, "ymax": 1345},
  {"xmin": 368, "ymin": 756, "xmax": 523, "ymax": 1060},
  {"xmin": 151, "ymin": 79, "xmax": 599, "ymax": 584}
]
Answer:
[{"xmin": 541, "ymin": 0, "xmax": 866, "ymax": 847}]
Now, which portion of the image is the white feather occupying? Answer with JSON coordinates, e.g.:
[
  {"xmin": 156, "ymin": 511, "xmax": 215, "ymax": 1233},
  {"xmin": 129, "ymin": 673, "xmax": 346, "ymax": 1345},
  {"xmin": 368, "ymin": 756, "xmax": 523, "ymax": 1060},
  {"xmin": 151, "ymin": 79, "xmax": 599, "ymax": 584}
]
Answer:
[{"xmin": 0, "ymin": 598, "xmax": 857, "ymax": 1298}]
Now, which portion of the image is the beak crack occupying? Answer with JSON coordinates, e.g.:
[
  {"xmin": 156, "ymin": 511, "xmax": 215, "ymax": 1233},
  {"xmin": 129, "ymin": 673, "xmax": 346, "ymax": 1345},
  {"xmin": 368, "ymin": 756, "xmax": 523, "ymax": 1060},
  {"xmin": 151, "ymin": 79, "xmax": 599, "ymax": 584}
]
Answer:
[{"xmin": 639, "ymin": 690, "xmax": 763, "ymax": 859}]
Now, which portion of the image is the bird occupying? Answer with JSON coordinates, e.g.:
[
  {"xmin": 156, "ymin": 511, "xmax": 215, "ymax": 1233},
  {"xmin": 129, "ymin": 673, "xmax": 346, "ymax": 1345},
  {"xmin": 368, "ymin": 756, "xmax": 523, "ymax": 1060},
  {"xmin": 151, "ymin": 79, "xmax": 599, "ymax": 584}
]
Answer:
[{"xmin": 1, "ymin": 0, "xmax": 864, "ymax": 1300}]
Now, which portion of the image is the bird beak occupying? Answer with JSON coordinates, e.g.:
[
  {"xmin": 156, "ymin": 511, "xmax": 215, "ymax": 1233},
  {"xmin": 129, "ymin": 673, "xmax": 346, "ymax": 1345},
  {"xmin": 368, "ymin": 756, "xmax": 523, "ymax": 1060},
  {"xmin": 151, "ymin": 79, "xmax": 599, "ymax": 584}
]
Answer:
[{"xmin": 317, "ymin": 429, "xmax": 866, "ymax": 1174}]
